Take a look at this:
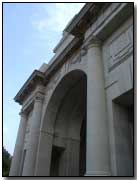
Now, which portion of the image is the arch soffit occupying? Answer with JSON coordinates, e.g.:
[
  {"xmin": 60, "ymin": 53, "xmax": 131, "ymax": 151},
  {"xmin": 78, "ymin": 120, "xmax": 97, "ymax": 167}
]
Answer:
[
  {"xmin": 41, "ymin": 69, "xmax": 87, "ymax": 133},
  {"xmin": 49, "ymin": 67, "xmax": 87, "ymax": 100}
]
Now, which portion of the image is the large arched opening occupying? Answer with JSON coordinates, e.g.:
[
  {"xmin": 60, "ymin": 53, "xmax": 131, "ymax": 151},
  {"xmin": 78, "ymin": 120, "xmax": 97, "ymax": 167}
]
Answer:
[{"xmin": 43, "ymin": 70, "xmax": 87, "ymax": 176}]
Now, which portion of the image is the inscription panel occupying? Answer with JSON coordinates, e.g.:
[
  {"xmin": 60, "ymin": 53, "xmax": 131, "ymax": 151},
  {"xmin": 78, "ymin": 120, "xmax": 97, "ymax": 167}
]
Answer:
[{"xmin": 108, "ymin": 25, "xmax": 133, "ymax": 71}]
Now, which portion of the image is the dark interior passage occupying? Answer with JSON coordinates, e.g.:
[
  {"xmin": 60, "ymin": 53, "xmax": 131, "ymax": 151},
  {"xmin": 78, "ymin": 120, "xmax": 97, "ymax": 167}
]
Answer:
[
  {"xmin": 48, "ymin": 70, "xmax": 87, "ymax": 176},
  {"xmin": 113, "ymin": 89, "xmax": 133, "ymax": 176},
  {"xmin": 50, "ymin": 146, "xmax": 64, "ymax": 176}
]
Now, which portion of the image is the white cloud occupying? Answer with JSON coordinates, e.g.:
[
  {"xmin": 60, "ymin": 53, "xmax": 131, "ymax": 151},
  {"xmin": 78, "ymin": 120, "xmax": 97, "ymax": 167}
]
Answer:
[
  {"xmin": 31, "ymin": 3, "xmax": 85, "ymax": 34},
  {"xmin": 30, "ymin": 3, "xmax": 85, "ymax": 58}
]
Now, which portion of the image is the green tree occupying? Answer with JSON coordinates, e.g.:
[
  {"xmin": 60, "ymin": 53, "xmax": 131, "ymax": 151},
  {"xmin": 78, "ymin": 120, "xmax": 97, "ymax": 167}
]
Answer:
[{"xmin": 3, "ymin": 147, "xmax": 12, "ymax": 176}]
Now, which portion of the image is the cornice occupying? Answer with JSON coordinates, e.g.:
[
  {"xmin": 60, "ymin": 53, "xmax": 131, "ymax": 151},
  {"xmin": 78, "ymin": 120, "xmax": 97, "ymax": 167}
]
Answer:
[
  {"xmin": 81, "ymin": 3, "xmax": 133, "ymax": 52},
  {"xmin": 14, "ymin": 37, "xmax": 82, "ymax": 105},
  {"xmin": 14, "ymin": 70, "xmax": 45, "ymax": 105},
  {"xmin": 84, "ymin": 3, "xmax": 133, "ymax": 44},
  {"xmin": 44, "ymin": 37, "xmax": 83, "ymax": 81},
  {"xmin": 64, "ymin": 3, "xmax": 110, "ymax": 36},
  {"xmin": 53, "ymin": 32, "xmax": 69, "ymax": 53},
  {"xmin": 14, "ymin": 3, "xmax": 133, "ymax": 106}
]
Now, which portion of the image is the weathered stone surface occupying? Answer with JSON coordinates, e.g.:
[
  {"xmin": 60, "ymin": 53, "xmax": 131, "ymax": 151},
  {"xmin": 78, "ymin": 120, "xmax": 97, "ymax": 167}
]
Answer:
[{"xmin": 10, "ymin": 3, "xmax": 133, "ymax": 176}]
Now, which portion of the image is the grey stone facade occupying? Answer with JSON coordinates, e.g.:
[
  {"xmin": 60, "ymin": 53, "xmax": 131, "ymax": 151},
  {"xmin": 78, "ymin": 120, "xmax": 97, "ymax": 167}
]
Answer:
[{"xmin": 9, "ymin": 3, "xmax": 133, "ymax": 176}]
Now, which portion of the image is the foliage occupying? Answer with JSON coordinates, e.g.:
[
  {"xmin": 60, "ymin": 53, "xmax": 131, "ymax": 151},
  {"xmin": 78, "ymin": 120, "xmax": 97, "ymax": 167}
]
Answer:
[{"xmin": 3, "ymin": 147, "xmax": 12, "ymax": 176}]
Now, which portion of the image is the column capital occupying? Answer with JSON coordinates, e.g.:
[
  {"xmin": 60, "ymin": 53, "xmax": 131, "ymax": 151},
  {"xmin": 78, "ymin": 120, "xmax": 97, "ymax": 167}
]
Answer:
[
  {"xmin": 83, "ymin": 36, "xmax": 102, "ymax": 50},
  {"xmin": 87, "ymin": 36, "xmax": 101, "ymax": 49},
  {"xmin": 19, "ymin": 110, "xmax": 27, "ymax": 118},
  {"xmin": 34, "ymin": 92, "xmax": 44, "ymax": 102},
  {"xmin": 35, "ymin": 84, "xmax": 45, "ymax": 93}
]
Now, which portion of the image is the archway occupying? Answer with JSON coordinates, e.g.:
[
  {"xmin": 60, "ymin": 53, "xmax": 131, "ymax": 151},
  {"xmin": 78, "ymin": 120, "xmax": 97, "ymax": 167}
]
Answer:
[{"xmin": 43, "ymin": 70, "xmax": 87, "ymax": 176}]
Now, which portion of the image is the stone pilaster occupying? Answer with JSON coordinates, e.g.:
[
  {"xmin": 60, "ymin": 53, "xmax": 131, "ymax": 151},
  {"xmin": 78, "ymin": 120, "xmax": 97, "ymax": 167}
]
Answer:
[
  {"xmin": 85, "ymin": 37, "xmax": 110, "ymax": 176},
  {"xmin": 22, "ymin": 91, "xmax": 44, "ymax": 176},
  {"xmin": 65, "ymin": 138, "xmax": 80, "ymax": 176},
  {"xmin": 9, "ymin": 110, "xmax": 27, "ymax": 176},
  {"xmin": 35, "ymin": 131, "xmax": 53, "ymax": 176}
]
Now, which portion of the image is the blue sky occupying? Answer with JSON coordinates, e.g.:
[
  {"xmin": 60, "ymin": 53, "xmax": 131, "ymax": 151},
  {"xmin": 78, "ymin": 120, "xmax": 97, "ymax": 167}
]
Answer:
[{"xmin": 3, "ymin": 3, "xmax": 85, "ymax": 155}]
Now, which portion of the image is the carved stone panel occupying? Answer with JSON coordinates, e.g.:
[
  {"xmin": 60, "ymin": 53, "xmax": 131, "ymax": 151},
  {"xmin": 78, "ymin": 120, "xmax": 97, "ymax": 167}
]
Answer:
[
  {"xmin": 68, "ymin": 48, "xmax": 87, "ymax": 69},
  {"xmin": 108, "ymin": 25, "xmax": 133, "ymax": 71}
]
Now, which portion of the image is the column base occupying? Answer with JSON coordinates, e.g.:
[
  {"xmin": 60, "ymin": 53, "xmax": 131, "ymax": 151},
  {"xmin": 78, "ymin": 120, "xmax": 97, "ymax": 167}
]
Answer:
[{"xmin": 84, "ymin": 171, "xmax": 111, "ymax": 176}]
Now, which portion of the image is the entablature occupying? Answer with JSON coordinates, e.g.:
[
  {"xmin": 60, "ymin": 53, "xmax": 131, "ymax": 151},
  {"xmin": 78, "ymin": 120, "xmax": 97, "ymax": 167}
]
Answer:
[
  {"xmin": 14, "ymin": 70, "xmax": 45, "ymax": 105},
  {"xmin": 14, "ymin": 3, "xmax": 133, "ymax": 106}
]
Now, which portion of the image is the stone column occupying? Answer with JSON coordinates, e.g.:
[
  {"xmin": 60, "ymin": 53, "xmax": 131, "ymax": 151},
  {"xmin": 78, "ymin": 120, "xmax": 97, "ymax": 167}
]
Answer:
[
  {"xmin": 22, "ymin": 92, "xmax": 44, "ymax": 176},
  {"xmin": 85, "ymin": 37, "xmax": 110, "ymax": 176},
  {"xmin": 9, "ymin": 110, "xmax": 27, "ymax": 176}
]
